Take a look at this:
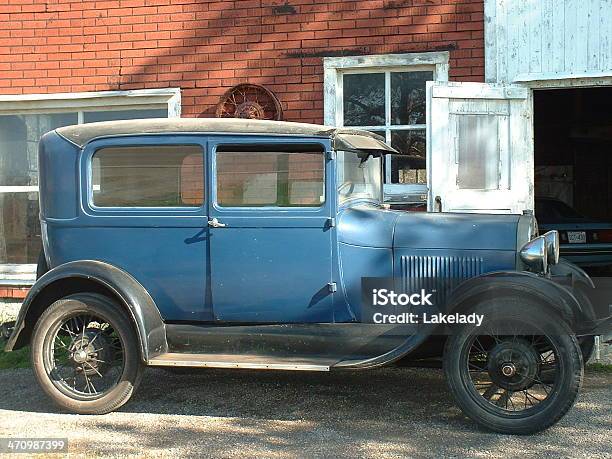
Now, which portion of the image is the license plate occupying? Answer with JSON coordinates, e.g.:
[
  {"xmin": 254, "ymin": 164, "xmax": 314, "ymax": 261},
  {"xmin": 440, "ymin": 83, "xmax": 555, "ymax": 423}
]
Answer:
[{"xmin": 567, "ymin": 231, "xmax": 587, "ymax": 244}]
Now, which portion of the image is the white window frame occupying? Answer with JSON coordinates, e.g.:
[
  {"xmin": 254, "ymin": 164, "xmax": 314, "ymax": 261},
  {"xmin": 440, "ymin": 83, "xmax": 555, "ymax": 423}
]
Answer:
[
  {"xmin": 323, "ymin": 52, "xmax": 449, "ymax": 183},
  {"xmin": 0, "ymin": 88, "xmax": 181, "ymax": 279}
]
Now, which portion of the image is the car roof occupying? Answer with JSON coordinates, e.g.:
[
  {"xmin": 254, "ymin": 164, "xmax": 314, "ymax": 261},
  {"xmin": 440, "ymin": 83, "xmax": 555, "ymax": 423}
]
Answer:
[{"xmin": 55, "ymin": 118, "xmax": 399, "ymax": 154}]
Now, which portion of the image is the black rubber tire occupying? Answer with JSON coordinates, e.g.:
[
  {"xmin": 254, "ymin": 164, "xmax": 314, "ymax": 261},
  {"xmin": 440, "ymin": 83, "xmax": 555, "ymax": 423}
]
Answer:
[
  {"xmin": 578, "ymin": 336, "xmax": 596, "ymax": 363},
  {"xmin": 443, "ymin": 299, "xmax": 583, "ymax": 435},
  {"xmin": 31, "ymin": 293, "xmax": 144, "ymax": 414},
  {"xmin": 36, "ymin": 250, "xmax": 48, "ymax": 279}
]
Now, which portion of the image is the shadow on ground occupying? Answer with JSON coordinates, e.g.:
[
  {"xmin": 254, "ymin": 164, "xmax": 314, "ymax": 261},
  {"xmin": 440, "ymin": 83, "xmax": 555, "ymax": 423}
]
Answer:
[{"xmin": 0, "ymin": 367, "xmax": 610, "ymax": 457}]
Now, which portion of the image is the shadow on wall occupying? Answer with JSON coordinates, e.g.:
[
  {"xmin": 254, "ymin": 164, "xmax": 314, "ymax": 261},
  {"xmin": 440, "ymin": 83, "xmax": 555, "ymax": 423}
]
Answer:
[{"xmin": 111, "ymin": 2, "xmax": 457, "ymax": 119}]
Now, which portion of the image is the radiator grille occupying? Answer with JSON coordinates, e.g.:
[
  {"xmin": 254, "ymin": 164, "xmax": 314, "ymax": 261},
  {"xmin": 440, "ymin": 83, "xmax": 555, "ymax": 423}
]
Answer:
[{"xmin": 400, "ymin": 255, "xmax": 484, "ymax": 297}]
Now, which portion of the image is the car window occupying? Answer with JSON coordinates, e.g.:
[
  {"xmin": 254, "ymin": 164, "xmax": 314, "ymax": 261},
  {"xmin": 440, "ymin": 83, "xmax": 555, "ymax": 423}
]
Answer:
[
  {"xmin": 215, "ymin": 145, "xmax": 325, "ymax": 208},
  {"xmin": 91, "ymin": 145, "xmax": 204, "ymax": 207},
  {"xmin": 337, "ymin": 150, "xmax": 382, "ymax": 204}
]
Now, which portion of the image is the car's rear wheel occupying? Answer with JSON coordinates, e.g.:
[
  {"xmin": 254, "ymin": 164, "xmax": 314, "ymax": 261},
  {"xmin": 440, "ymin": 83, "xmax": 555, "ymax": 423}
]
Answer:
[
  {"xmin": 31, "ymin": 293, "xmax": 144, "ymax": 414},
  {"xmin": 444, "ymin": 298, "xmax": 583, "ymax": 435}
]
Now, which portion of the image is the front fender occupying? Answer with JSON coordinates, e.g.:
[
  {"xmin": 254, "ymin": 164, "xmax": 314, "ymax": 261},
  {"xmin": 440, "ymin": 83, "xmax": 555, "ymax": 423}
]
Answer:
[
  {"xmin": 339, "ymin": 270, "xmax": 599, "ymax": 369},
  {"xmin": 550, "ymin": 258, "xmax": 595, "ymax": 290},
  {"xmin": 4, "ymin": 260, "xmax": 167, "ymax": 361},
  {"xmin": 447, "ymin": 270, "xmax": 589, "ymax": 329}
]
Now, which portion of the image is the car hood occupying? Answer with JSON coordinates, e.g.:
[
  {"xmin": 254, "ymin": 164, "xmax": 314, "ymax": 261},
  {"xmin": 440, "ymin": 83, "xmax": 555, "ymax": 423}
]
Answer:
[
  {"xmin": 338, "ymin": 206, "xmax": 521, "ymax": 251},
  {"xmin": 394, "ymin": 211, "xmax": 521, "ymax": 250}
]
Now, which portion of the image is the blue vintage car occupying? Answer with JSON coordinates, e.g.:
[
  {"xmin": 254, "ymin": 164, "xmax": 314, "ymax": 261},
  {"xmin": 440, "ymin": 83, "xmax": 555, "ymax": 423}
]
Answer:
[{"xmin": 4, "ymin": 119, "xmax": 610, "ymax": 434}]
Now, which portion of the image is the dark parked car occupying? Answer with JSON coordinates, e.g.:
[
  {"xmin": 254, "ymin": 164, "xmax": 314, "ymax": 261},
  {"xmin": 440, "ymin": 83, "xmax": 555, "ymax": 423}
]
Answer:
[
  {"xmin": 536, "ymin": 197, "xmax": 612, "ymax": 267},
  {"xmin": 4, "ymin": 119, "xmax": 610, "ymax": 434}
]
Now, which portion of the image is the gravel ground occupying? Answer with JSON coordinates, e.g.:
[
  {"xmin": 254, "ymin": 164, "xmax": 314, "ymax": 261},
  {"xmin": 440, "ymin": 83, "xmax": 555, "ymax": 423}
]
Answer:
[{"xmin": 0, "ymin": 367, "xmax": 609, "ymax": 458}]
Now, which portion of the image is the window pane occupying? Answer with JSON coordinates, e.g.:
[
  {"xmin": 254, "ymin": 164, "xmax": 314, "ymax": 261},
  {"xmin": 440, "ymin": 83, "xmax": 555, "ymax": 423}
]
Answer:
[
  {"xmin": 456, "ymin": 115, "xmax": 500, "ymax": 190},
  {"xmin": 84, "ymin": 108, "xmax": 168, "ymax": 123},
  {"xmin": 337, "ymin": 151, "xmax": 382, "ymax": 204},
  {"xmin": 92, "ymin": 146, "xmax": 204, "ymax": 207},
  {"xmin": 343, "ymin": 73, "xmax": 385, "ymax": 126},
  {"xmin": 391, "ymin": 71, "xmax": 431, "ymax": 126},
  {"xmin": 216, "ymin": 149, "xmax": 325, "ymax": 207},
  {"xmin": 0, "ymin": 113, "xmax": 78, "ymax": 186},
  {"xmin": 391, "ymin": 130, "xmax": 426, "ymax": 184},
  {"xmin": 180, "ymin": 153, "xmax": 204, "ymax": 206},
  {"xmin": 0, "ymin": 192, "xmax": 41, "ymax": 264}
]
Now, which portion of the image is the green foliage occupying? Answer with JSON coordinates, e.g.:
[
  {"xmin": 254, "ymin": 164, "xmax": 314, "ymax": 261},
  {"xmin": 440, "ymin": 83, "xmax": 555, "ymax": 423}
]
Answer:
[
  {"xmin": 0, "ymin": 339, "xmax": 30, "ymax": 370},
  {"xmin": 586, "ymin": 363, "xmax": 612, "ymax": 374}
]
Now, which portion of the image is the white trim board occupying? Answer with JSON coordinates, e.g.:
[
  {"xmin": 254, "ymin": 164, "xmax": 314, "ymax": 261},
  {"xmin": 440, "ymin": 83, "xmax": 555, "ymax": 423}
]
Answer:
[
  {"xmin": 0, "ymin": 88, "xmax": 182, "ymax": 115},
  {"xmin": 323, "ymin": 52, "xmax": 449, "ymax": 126},
  {"xmin": 514, "ymin": 74, "xmax": 612, "ymax": 89}
]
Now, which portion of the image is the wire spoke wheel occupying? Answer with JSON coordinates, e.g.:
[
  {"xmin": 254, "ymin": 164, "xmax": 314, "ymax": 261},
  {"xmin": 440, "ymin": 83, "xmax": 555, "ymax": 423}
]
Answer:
[
  {"xmin": 32, "ymin": 294, "xmax": 144, "ymax": 414},
  {"xmin": 214, "ymin": 84, "xmax": 283, "ymax": 121},
  {"xmin": 443, "ymin": 299, "xmax": 583, "ymax": 434},
  {"xmin": 466, "ymin": 330, "xmax": 558, "ymax": 413},
  {"xmin": 43, "ymin": 312, "xmax": 125, "ymax": 400}
]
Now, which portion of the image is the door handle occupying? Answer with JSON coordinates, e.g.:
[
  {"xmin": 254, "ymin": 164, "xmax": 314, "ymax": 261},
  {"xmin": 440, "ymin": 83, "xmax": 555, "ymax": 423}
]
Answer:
[{"xmin": 208, "ymin": 218, "xmax": 227, "ymax": 228}]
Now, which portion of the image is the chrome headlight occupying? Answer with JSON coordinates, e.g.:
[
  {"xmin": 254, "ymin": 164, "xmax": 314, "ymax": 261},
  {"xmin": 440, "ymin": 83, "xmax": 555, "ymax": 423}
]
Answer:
[
  {"xmin": 543, "ymin": 230, "xmax": 560, "ymax": 265},
  {"xmin": 520, "ymin": 235, "xmax": 548, "ymax": 273}
]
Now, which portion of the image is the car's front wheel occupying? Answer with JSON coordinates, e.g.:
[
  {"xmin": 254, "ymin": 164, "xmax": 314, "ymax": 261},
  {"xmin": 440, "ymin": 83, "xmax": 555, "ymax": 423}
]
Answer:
[
  {"xmin": 444, "ymin": 298, "xmax": 583, "ymax": 435},
  {"xmin": 31, "ymin": 293, "xmax": 144, "ymax": 414}
]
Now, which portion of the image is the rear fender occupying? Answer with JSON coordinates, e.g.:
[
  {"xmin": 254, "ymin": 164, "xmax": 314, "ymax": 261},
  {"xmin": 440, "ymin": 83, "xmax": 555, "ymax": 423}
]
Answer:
[{"xmin": 4, "ymin": 260, "xmax": 167, "ymax": 361}]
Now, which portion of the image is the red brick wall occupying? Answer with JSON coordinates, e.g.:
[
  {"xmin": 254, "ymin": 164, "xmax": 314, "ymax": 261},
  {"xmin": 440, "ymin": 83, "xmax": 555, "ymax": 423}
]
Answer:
[
  {"xmin": 0, "ymin": 287, "xmax": 29, "ymax": 300},
  {"xmin": 0, "ymin": 0, "xmax": 485, "ymax": 124}
]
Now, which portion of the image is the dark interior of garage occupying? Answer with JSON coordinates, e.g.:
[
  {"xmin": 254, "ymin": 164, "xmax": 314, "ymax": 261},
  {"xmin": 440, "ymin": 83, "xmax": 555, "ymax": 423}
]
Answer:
[{"xmin": 534, "ymin": 88, "xmax": 612, "ymax": 222}]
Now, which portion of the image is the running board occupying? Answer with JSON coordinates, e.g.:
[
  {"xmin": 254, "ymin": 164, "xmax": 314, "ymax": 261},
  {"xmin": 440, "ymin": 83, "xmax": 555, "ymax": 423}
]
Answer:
[{"xmin": 148, "ymin": 353, "xmax": 337, "ymax": 371}]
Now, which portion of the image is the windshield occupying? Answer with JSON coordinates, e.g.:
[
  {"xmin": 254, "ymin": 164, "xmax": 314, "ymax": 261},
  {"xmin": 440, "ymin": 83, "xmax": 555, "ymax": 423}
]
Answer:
[{"xmin": 337, "ymin": 150, "xmax": 382, "ymax": 204}]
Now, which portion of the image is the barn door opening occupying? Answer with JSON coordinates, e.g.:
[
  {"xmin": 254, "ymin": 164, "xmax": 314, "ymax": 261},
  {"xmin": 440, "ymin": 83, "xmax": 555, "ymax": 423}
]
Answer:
[
  {"xmin": 534, "ymin": 87, "xmax": 612, "ymax": 274},
  {"xmin": 427, "ymin": 82, "xmax": 533, "ymax": 214}
]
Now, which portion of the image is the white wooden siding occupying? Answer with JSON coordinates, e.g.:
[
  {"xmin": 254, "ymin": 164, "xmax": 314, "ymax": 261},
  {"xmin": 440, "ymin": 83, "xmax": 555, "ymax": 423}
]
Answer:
[{"xmin": 486, "ymin": 0, "xmax": 612, "ymax": 84}]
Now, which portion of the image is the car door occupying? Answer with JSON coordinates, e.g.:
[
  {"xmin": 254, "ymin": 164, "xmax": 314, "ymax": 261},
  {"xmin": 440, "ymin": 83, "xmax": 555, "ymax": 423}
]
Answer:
[
  {"xmin": 208, "ymin": 136, "xmax": 335, "ymax": 323},
  {"xmin": 427, "ymin": 81, "xmax": 534, "ymax": 214},
  {"xmin": 72, "ymin": 136, "xmax": 210, "ymax": 321}
]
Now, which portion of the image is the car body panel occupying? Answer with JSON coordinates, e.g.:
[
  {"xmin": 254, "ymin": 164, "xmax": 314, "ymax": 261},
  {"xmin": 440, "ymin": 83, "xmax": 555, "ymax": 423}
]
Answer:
[
  {"xmin": 393, "ymin": 212, "xmax": 520, "ymax": 251},
  {"xmin": 207, "ymin": 136, "xmax": 336, "ymax": 323},
  {"xmin": 337, "ymin": 206, "xmax": 399, "ymax": 248},
  {"xmin": 45, "ymin": 135, "xmax": 210, "ymax": 322}
]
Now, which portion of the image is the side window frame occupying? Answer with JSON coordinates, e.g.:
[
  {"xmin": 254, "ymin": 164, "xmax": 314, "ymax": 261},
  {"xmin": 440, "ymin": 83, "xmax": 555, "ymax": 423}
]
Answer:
[
  {"xmin": 80, "ymin": 135, "xmax": 207, "ymax": 217},
  {"xmin": 209, "ymin": 136, "xmax": 332, "ymax": 215}
]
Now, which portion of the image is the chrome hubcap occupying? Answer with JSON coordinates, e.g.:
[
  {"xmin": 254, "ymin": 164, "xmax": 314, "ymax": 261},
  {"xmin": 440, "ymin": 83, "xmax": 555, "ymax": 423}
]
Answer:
[
  {"xmin": 72, "ymin": 349, "xmax": 88, "ymax": 364},
  {"xmin": 501, "ymin": 362, "xmax": 516, "ymax": 377}
]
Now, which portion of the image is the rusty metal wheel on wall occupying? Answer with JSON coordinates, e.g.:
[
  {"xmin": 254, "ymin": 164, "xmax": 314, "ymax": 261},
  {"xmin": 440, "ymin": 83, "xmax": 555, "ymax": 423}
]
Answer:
[{"xmin": 215, "ymin": 84, "xmax": 283, "ymax": 121}]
